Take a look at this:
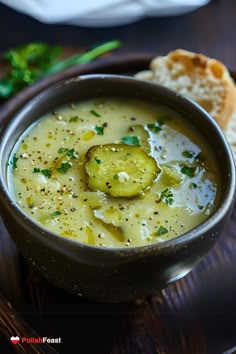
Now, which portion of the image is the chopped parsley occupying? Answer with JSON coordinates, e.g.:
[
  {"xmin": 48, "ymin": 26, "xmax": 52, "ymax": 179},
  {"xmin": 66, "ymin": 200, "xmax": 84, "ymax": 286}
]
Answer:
[
  {"xmin": 32, "ymin": 167, "xmax": 52, "ymax": 178},
  {"xmin": 147, "ymin": 118, "xmax": 166, "ymax": 133},
  {"xmin": 95, "ymin": 125, "xmax": 104, "ymax": 135},
  {"xmin": 58, "ymin": 147, "xmax": 67, "ymax": 154},
  {"xmin": 180, "ymin": 165, "xmax": 197, "ymax": 178},
  {"xmin": 147, "ymin": 123, "xmax": 162, "ymax": 133},
  {"xmin": 94, "ymin": 158, "xmax": 103, "ymax": 164},
  {"xmin": 58, "ymin": 147, "xmax": 78, "ymax": 159},
  {"xmin": 160, "ymin": 188, "xmax": 174, "ymax": 205},
  {"xmin": 9, "ymin": 154, "xmax": 18, "ymax": 169},
  {"xmin": 69, "ymin": 116, "xmax": 79, "ymax": 122},
  {"xmin": 90, "ymin": 110, "xmax": 101, "ymax": 117},
  {"xmin": 50, "ymin": 210, "xmax": 62, "ymax": 217},
  {"xmin": 56, "ymin": 162, "xmax": 72, "ymax": 174},
  {"xmin": 41, "ymin": 169, "xmax": 53, "ymax": 178},
  {"xmin": 113, "ymin": 174, "xmax": 119, "ymax": 180},
  {"xmin": 157, "ymin": 226, "xmax": 168, "ymax": 236},
  {"xmin": 33, "ymin": 149, "xmax": 75, "ymax": 178},
  {"xmin": 120, "ymin": 136, "xmax": 140, "ymax": 146},
  {"xmin": 32, "ymin": 167, "xmax": 40, "ymax": 173}
]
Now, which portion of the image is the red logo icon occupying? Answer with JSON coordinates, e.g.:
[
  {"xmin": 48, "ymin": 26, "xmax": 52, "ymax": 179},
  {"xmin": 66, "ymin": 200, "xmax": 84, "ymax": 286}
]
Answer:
[{"xmin": 10, "ymin": 336, "xmax": 20, "ymax": 345}]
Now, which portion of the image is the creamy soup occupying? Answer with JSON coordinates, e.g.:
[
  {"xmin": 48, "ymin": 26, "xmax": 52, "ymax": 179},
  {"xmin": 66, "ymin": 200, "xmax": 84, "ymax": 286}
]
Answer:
[{"xmin": 8, "ymin": 97, "xmax": 219, "ymax": 248}]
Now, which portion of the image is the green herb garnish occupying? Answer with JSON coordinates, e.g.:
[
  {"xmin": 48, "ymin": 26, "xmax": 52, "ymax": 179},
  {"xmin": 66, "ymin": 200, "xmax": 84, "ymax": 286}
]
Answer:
[
  {"xmin": 180, "ymin": 165, "xmax": 197, "ymax": 178},
  {"xmin": 157, "ymin": 226, "xmax": 168, "ymax": 236},
  {"xmin": 32, "ymin": 167, "xmax": 40, "ymax": 173},
  {"xmin": 58, "ymin": 147, "xmax": 68, "ymax": 154},
  {"xmin": 113, "ymin": 174, "xmax": 119, "ymax": 180},
  {"xmin": 160, "ymin": 188, "xmax": 174, "ymax": 205},
  {"xmin": 9, "ymin": 154, "xmax": 18, "ymax": 169},
  {"xmin": 147, "ymin": 123, "xmax": 162, "ymax": 133},
  {"xmin": 56, "ymin": 162, "xmax": 72, "ymax": 174},
  {"xmin": 120, "ymin": 136, "xmax": 140, "ymax": 146},
  {"xmin": 95, "ymin": 125, "xmax": 104, "ymax": 135},
  {"xmin": 0, "ymin": 43, "xmax": 61, "ymax": 99},
  {"xmin": 91, "ymin": 110, "xmax": 101, "ymax": 117},
  {"xmin": 0, "ymin": 40, "xmax": 121, "ymax": 100},
  {"xmin": 69, "ymin": 116, "xmax": 79, "ymax": 122},
  {"xmin": 32, "ymin": 167, "xmax": 52, "ymax": 178},
  {"xmin": 94, "ymin": 159, "xmax": 103, "ymax": 164},
  {"xmin": 50, "ymin": 211, "xmax": 62, "ymax": 217},
  {"xmin": 195, "ymin": 152, "xmax": 204, "ymax": 162},
  {"xmin": 66, "ymin": 148, "xmax": 78, "ymax": 159},
  {"xmin": 58, "ymin": 147, "xmax": 78, "ymax": 159},
  {"xmin": 41, "ymin": 169, "xmax": 53, "ymax": 178}
]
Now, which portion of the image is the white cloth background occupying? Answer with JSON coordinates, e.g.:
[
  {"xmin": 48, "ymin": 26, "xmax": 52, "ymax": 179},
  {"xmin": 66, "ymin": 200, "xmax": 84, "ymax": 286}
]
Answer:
[{"xmin": 0, "ymin": 0, "xmax": 210, "ymax": 27}]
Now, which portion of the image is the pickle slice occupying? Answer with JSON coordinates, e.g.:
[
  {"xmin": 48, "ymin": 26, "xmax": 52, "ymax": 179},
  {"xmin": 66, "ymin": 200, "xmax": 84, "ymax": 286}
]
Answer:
[{"xmin": 85, "ymin": 144, "xmax": 160, "ymax": 197}]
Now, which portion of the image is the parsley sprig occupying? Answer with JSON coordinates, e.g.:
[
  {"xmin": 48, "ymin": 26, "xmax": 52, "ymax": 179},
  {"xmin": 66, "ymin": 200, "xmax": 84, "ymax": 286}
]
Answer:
[{"xmin": 0, "ymin": 40, "xmax": 121, "ymax": 100}]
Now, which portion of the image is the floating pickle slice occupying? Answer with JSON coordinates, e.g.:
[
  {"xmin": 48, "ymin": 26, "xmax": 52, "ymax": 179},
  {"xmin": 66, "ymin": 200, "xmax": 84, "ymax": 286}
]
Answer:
[{"xmin": 85, "ymin": 144, "xmax": 160, "ymax": 197}]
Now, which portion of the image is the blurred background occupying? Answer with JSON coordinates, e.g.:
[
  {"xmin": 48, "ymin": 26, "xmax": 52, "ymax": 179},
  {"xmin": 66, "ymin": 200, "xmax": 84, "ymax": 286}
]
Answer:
[{"xmin": 0, "ymin": 0, "xmax": 235, "ymax": 69}]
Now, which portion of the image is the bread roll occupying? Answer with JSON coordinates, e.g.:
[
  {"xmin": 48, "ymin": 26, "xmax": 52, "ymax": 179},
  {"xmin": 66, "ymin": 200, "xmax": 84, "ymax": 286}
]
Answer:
[{"xmin": 135, "ymin": 49, "xmax": 236, "ymax": 131}]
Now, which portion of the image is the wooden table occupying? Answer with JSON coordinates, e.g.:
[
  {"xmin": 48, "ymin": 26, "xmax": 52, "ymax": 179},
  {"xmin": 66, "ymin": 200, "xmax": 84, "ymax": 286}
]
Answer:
[{"xmin": 0, "ymin": 1, "xmax": 236, "ymax": 353}]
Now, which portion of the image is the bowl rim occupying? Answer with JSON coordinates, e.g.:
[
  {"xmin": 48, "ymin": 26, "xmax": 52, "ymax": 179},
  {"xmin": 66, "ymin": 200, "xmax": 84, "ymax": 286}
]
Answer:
[{"xmin": 0, "ymin": 73, "xmax": 235, "ymax": 256}]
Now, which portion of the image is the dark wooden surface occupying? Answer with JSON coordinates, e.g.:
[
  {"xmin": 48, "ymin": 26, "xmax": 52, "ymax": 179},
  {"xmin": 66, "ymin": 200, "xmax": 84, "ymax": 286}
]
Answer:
[{"xmin": 1, "ymin": 1, "xmax": 236, "ymax": 353}]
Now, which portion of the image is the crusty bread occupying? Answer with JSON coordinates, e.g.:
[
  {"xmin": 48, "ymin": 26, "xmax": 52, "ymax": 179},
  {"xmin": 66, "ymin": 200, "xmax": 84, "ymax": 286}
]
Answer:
[{"xmin": 135, "ymin": 49, "xmax": 236, "ymax": 131}]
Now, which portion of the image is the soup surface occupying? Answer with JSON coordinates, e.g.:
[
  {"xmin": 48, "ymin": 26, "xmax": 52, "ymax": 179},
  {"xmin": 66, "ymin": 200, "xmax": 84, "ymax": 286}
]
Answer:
[{"xmin": 8, "ymin": 97, "xmax": 219, "ymax": 248}]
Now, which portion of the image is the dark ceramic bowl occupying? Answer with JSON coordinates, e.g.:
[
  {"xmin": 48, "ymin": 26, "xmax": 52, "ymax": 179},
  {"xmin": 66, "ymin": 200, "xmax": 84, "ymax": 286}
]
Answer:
[{"xmin": 0, "ymin": 74, "xmax": 235, "ymax": 302}]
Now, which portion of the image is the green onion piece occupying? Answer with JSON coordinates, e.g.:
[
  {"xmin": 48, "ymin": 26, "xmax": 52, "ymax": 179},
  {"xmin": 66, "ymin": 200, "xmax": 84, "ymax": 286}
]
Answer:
[{"xmin": 44, "ymin": 40, "xmax": 121, "ymax": 75}]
